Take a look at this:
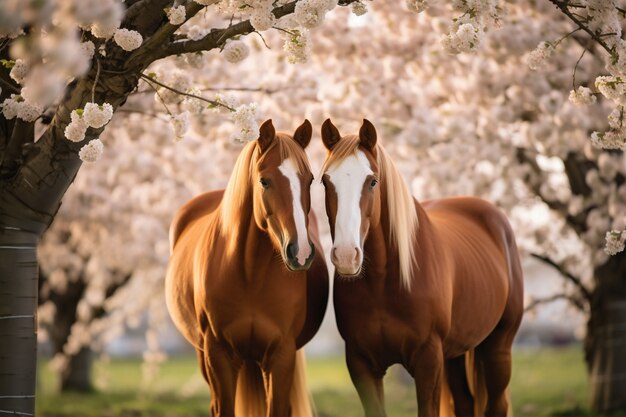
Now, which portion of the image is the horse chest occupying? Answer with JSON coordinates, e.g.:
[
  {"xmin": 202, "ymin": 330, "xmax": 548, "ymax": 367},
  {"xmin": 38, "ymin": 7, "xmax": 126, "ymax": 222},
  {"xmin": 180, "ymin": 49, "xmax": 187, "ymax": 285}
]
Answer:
[
  {"xmin": 202, "ymin": 265, "xmax": 307, "ymax": 347},
  {"xmin": 334, "ymin": 282, "xmax": 427, "ymax": 365}
]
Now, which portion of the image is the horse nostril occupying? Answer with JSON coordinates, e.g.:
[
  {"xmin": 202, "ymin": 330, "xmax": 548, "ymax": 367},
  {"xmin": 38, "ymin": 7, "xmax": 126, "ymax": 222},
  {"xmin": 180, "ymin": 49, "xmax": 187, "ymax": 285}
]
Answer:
[
  {"xmin": 286, "ymin": 243, "xmax": 298, "ymax": 261},
  {"xmin": 354, "ymin": 247, "xmax": 360, "ymax": 262},
  {"xmin": 331, "ymin": 247, "xmax": 338, "ymax": 262}
]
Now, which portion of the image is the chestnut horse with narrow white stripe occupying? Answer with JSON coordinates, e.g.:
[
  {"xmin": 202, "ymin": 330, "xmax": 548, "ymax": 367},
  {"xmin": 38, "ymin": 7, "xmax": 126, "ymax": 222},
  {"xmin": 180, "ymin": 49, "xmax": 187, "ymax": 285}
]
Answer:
[
  {"xmin": 320, "ymin": 119, "xmax": 523, "ymax": 417},
  {"xmin": 165, "ymin": 120, "xmax": 328, "ymax": 417}
]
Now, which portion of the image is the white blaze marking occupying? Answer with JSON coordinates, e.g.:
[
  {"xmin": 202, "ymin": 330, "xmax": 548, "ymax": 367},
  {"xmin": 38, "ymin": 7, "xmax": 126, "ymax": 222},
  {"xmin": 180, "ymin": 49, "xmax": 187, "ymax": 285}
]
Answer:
[
  {"xmin": 279, "ymin": 158, "xmax": 311, "ymax": 265},
  {"xmin": 326, "ymin": 151, "xmax": 373, "ymax": 251}
]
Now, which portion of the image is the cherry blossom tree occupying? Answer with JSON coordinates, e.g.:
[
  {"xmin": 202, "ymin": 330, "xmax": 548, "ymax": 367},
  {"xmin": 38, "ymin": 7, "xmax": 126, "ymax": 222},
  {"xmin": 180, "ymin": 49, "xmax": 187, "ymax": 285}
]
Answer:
[
  {"xmin": 0, "ymin": 0, "xmax": 361, "ymax": 413},
  {"xmin": 3, "ymin": 0, "xmax": 626, "ymax": 415}
]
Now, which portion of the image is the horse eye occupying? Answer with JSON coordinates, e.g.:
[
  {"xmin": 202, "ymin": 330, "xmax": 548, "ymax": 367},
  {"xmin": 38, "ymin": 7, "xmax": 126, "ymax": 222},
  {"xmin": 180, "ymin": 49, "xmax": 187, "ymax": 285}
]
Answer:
[
  {"xmin": 260, "ymin": 178, "xmax": 270, "ymax": 189},
  {"xmin": 370, "ymin": 179, "xmax": 378, "ymax": 188}
]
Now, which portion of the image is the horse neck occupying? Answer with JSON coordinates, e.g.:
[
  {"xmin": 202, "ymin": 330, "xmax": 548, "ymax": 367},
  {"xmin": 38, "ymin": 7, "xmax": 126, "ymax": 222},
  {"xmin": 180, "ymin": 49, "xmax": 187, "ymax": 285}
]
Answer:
[{"xmin": 363, "ymin": 185, "xmax": 426, "ymax": 285}]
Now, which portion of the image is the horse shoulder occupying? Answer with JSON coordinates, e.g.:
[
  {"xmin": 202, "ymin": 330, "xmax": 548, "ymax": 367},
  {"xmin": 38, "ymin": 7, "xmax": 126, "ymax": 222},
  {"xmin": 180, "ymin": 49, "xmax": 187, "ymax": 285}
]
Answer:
[{"xmin": 169, "ymin": 189, "xmax": 225, "ymax": 252}]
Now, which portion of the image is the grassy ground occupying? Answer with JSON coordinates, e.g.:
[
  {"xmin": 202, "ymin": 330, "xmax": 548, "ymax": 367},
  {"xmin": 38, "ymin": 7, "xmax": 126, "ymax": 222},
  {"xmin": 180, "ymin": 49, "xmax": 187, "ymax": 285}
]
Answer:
[{"xmin": 36, "ymin": 346, "xmax": 619, "ymax": 417}]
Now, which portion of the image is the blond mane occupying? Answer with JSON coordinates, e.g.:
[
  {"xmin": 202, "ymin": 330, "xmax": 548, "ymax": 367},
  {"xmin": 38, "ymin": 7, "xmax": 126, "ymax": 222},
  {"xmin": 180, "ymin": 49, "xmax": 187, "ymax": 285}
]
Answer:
[
  {"xmin": 322, "ymin": 136, "xmax": 418, "ymax": 291},
  {"xmin": 220, "ymin": 133, "xmax": 310, "ymax": 237}
]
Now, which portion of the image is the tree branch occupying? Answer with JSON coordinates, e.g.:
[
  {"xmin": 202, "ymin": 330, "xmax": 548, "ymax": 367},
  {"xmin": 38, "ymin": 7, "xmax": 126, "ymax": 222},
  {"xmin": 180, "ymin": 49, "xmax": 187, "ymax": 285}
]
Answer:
[
  {"xmin": 161, "ymin": 0, "xmax": 360, "ymax": 58},
  {"xmin": 140, "ymin": 73, "xmax": 235, "ymax": 111},
  {"xmin": 531, "ymin": 252, "xmax": 592, "ymax": 301},
  {"xmin": 524, "ymin": 293, "xmax": 585, "ymax": 313},
  {"xmin": 125, "ymin": 1, "xmax": 216, "ymax": 68},
  {"xmin": 549, "ymin": 0, "xmax": 613, "ymax": 55}
]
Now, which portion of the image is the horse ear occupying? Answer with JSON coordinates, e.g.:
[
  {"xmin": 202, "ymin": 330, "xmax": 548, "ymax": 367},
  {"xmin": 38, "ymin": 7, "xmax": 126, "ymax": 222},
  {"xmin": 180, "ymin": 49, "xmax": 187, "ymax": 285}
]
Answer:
[
  {"xmin": 359, "ymin": 119, "xmax": 377, "ymax": 150},
  {"xmin": 257, "ymin": 119, "xmax": 275, "ymax": 153},
  {"xmin": 321, "ymin": 119, "xmax": 341, "ymax": 150},
  {"xmin": 293, "ymin": 119, "xmax": 312, "ymax": 149}
]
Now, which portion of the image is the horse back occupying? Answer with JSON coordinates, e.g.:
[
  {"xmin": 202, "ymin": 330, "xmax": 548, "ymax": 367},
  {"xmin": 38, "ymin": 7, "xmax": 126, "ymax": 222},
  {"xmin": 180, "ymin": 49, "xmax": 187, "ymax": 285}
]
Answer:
[
  {"xmin": 169, "ymin": 190, "xmax": 225, "ymax": 252},
  {"xmin": 422, "ymin": 196, "xmax": 523, "ymax": 353}
]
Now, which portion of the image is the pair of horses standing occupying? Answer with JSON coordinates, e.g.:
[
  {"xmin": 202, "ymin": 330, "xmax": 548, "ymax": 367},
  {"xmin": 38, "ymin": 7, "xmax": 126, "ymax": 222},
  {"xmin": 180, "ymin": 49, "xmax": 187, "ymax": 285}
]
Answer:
[{"xmin": 165, "ymin": 118, "xmax": 524, "ymax": 417}]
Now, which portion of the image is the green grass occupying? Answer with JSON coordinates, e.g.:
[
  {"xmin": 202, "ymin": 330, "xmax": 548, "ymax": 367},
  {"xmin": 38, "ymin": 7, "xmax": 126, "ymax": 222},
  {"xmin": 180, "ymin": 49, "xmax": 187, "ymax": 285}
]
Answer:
[{"xmin": 36, "ymin": 346, "xmax": 621, "ymax": 417}]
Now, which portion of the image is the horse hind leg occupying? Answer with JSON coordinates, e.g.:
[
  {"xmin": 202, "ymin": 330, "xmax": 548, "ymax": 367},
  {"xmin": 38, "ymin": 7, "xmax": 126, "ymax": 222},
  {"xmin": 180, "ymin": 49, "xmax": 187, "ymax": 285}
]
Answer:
[{"xmin": 474, "ymin": 328, "xmax": 516, "ymax": 417}]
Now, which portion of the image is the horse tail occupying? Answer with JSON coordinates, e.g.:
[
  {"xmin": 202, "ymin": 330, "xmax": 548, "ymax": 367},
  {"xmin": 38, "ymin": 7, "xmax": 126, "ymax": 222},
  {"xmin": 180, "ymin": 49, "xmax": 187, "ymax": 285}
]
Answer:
[
  {"xmin": 465, "ymin": 348, "xmax": 488, "ymax": 417},
  {"xmin": 234, "ymin": 351, "xmax": 314, "ymax": 417},
  {"xmin": 438, "ymin": 372, "xmax": 455, "ymax": 417},
  {"xmin": 235, "ymin": 361, "xmax": 266, "ymax": 417},
  {"xmin": 290, "ymin": 349, "xmax": 315, "ymax": 417}
]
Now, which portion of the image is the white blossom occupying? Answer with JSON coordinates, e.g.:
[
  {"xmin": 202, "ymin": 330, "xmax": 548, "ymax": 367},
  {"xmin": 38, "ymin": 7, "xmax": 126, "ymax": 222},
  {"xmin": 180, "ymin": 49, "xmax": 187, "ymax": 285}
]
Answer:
[
  {"xmin": 182, "ymin": 89, "xmax": 205, "ymax": 114},
  {"xmin": 184, "ymin": 52, "xmax": 205, "ymax": 68},
  {"xmin": 186, "ymin": 25, "xmax": 207, "ymax": 41},
  {"xmin": 79, "ymin": 139, "xmax": 104, "ymax": 162},
  {"xmin": 284, "ymin": 30, "xmax": 310, "ymax": 64},
  {"xmin": 604, "ymin": 230, "xmax": 626, "ymax": 255},
  {"xmin": 590, "ymin": 130, "xmax": 626, "ymax": 150},
  {"xmin": 595, "ymin": 76, "xmax": 626, "ymax": 104},
  {"xmin": 91, "ymin": 20, "xmax": 120, "ymax": 39},
  {"xmin": 213, "ymin": 93, "xmax": 239, "ymax": 112},
  {"xmin": 406, "ymin": 0, "xmax": 429, "ymax": 12},
  {"xmin": 114, "ymin": 29, "xmax": 143, "ymax": 51},
  {"xmin": 294, "ymin": 0, "xmax": 328, "ymax": 29},
  {"xmin": 17, "ymin": 100, "xmax": 43, "ymax": 122},
  {"xmin": 64, "ymin": 110, "xmax": 88, "ymax": 142},
  {"xmin": 167, "ymin": 5, "xmax": 186, "ymax": 25},
  {"xmin": 0, "ymin": 95, "xmax": 21, "ymax": 119},
  {"xmin": 222, "ymin": 40, "xmax": 249, "ymax": 63},
  {"xmin": 81, "ymin": 41, "xmax": 96, "ymax": 60},
  {"xmin": 608, "ymin": 108, "xmax": 623, "ymax": 130},
  {"xmin": 351, "ymin": 1, "xmax": 368, "ymax": 16},
  {"xmin": 527, "ymin": 42, "xmax": 554, "ymax": 71},
  {"xmin": 9, "ymin": 59, "xmax": 28, "ymax": 84},
  {"xmin": 441, "ymin": 22, "xmax": 484, "ymax": 54},
  {"xmin": 170, "ymin": 112, "xmax": 190, "ymax": 142},
  {"xmin": 569, "ymin": 86, "xmax": 597, "ymax": 106},
  {"xmin": 83, "ymin": 102, "xmax": 114, "ymax": 128},
  {"xmin": 251, "ymin": 7, "xmax": 276, "ymax": 32},
  {"xmin": 231, "ymin": 103, "xmax": 259, "ymax": 143}
]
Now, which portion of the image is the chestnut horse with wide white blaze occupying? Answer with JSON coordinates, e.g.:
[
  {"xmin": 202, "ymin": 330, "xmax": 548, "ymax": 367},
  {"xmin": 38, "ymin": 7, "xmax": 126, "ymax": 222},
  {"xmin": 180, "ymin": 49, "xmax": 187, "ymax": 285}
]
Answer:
[
  {"xmin": 320, "ymin": 119, "xmax": 523, "ymax": 417},
  {"xmin": 165, "ymin": 120, "xmax": 329, "ymax": 417}
]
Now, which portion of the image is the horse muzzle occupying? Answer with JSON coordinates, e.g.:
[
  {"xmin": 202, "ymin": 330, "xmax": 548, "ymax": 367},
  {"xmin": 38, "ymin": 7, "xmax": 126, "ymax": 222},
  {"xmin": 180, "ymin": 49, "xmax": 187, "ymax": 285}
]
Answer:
[
  {"xmin": 284, "ymin": 241, "xmax": 315, "ymax": 271},
  {"xmin": 331, "ymin": 245, "xmax": 363, "ymax": 277}
]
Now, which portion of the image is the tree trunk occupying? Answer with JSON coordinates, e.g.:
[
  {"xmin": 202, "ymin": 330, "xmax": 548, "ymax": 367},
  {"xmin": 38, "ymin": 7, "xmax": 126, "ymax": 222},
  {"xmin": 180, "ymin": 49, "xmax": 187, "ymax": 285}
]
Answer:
[
  {"xmin": 0, "ymin": 227, "xmax": 39, "ymax": 416},
  {"xmin": 45, "ymin": 273, "xmax": 94, "ymax": 392},
  {"xmin": 60, "ymin": 348, "xmax": 93, "ymax": 392},
  {"xmin": 585, "ymin": 251, "xmax": 626, "ymax": 413}
]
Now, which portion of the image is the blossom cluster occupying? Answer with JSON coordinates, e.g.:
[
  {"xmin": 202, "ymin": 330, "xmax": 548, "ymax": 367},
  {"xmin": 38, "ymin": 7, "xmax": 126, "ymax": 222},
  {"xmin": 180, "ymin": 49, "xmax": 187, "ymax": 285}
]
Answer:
[
  {"xmin": 0, "ymin": 94, "xmax": 43, "ymax": 122},
  {"xmin": 568, "ymin": 86, "xmax": 597, "ymax": 106},
  {"xmin": 64, "ymin": 102, "xmax": 113, "ymax": 162},
  {"xmin": 166, "ymin": 5, "xmax": 187, "ymax": 25},
  {"xmin": 604, "ymin": 230, "xmax": 626, "ymax": 256},
  {"xmin": 526, "ymin": 42, "xmax": 554, "ymax": 71}
]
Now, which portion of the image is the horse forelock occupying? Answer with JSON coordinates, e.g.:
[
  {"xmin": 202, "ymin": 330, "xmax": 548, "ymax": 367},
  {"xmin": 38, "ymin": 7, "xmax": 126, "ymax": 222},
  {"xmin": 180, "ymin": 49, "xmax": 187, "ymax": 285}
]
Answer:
[{"xmin": 322, "ymin": 135, "xmax": 419, "ymax": 291}]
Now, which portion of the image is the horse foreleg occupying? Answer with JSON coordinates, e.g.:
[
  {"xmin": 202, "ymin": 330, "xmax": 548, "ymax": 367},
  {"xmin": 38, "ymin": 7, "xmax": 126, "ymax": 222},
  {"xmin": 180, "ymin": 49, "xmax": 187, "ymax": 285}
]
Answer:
[
  {"xmin": 445, "ymin": 355, "xmax": 474, "ymax": 417},
  {"xmin": 205, "ymin": 339, "xmax": 241, "ymax": 417},
  {"xmin": 345, "ymin": 346, "xmax": 386, "ymax": 417},
  {"xmin": 264, "ymin": 342, "xmax": 296, "ymax": 417},
  {"xmin": 410, "ymin": 338, "xmax": 444, "ymax": 417}
]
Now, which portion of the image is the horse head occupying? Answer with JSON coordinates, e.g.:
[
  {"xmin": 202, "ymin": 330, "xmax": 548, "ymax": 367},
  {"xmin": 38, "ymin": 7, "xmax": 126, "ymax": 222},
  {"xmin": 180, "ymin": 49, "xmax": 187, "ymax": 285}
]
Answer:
[
  {"xmin": 252, "ymin": 119, "xmax": 316, "ymax": 271},
  {"xmin": 320, "ymin": 119, "xmax": 382, "ymax": 277}
]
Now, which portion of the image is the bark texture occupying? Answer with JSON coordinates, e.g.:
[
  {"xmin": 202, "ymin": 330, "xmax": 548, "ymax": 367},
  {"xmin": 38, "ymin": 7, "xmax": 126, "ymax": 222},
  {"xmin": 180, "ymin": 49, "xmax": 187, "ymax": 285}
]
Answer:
[{"xmin": 586, "ymin": 251, "xmax": 626, "ymax": 413}]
